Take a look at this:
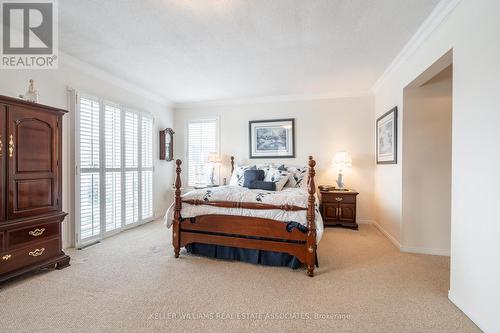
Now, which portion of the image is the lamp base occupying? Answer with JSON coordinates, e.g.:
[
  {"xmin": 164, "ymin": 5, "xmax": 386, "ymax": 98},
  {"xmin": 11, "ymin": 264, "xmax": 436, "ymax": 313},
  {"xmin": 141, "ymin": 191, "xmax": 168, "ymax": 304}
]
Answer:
[{"xmin": 336, "ymin": 172, "xmax": 345, "ymax": 190}]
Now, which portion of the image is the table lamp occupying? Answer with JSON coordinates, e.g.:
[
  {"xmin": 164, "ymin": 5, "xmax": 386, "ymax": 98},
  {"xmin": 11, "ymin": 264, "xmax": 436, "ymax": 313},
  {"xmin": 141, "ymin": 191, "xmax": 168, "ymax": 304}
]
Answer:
[
  {"xmin": 206, "ymin": 153, "xmax": 222, "ymax": 186},
  {"xmin": 332, "ymin": 151, "xmax": 352, "ymax": 190}
]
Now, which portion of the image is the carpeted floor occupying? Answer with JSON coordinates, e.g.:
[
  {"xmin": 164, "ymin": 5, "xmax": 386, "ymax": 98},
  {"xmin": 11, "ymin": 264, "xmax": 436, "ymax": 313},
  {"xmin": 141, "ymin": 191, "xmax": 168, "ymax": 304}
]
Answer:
[{"xmin": 0, "ymin": 220, "xmax": 479, "ymax": 333}]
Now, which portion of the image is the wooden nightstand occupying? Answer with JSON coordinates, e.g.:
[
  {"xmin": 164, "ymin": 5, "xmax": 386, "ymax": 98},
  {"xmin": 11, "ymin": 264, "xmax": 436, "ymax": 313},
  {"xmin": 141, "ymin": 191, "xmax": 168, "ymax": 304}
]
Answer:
[{"xmin": 319, "ymin": 189, "xmax": 359, "ymax": 230}]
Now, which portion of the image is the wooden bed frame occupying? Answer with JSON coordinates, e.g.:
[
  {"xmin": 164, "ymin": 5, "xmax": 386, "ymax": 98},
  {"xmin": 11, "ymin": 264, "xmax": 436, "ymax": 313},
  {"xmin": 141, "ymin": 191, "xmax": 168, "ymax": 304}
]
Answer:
[{"xmin": 172, "ymin": 156, "xmax": 317, "ymax": 276}]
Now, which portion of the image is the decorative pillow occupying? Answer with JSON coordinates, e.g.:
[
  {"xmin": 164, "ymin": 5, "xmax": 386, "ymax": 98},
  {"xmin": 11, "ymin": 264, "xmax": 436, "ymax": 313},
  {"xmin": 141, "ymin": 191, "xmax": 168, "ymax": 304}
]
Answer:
[
  {"xmin": 243, "ymin": 170, "xmax": 265, "ymax": 188},
  {"xmin": 248, "ymin": 181, "xmax": 276, "ymax": 191},
  {"xmin": 264, "ymin": 168, "xmax": 291, "ymax": 191},
  {"xmin": 229, "ymin": 165, "xmax": 256, "ymax": 186},
  {"xmin": 278, "ymin": 165, "xmax": 308, "ymax": 188}
]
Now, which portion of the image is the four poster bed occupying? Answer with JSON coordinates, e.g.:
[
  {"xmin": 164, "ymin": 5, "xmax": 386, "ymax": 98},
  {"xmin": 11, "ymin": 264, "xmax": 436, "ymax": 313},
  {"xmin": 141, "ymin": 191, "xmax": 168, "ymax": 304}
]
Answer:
[{"xmin": 166, "ymin": 156, "xmax": 320, "ymax": 276}]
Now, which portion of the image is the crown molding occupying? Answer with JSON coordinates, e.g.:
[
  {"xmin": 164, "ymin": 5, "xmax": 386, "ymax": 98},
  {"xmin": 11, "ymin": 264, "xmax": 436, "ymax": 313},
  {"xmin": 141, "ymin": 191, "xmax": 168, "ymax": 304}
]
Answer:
[
  {"xmin": 59, "ymin": 52, "xmax": 174, "ymax": 107},
  {"xmin": 174, "ymin": 90, "xmax": 373, "ymax": 109},
  {"xmin": 371, "ymin": 0, "xmax": 462, "ymax": 93}
]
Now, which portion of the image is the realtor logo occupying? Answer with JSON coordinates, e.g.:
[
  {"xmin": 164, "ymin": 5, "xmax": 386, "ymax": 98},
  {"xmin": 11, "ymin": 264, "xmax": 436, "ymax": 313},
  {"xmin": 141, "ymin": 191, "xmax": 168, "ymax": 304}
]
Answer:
[{"xmin": 1, "ymin": 0, "xmax": 58, "ymax": 69}]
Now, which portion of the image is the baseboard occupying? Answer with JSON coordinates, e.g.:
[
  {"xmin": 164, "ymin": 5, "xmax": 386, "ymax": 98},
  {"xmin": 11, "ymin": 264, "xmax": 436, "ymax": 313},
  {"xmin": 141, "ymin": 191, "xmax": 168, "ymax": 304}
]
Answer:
[
  {"xmin": 372, "ymin": 221, "xmax": 402, "ymax": 249},
  {"xmin": 448, "ymin": 290, "xmax": 490, "ymax": 332},
  {"xmin": 401, "ymin": 246, "xmax": 450, "ymax": 256},
  {"xmin": 357, "ymin": 219, "xmax": 374, "ymax": 225}
]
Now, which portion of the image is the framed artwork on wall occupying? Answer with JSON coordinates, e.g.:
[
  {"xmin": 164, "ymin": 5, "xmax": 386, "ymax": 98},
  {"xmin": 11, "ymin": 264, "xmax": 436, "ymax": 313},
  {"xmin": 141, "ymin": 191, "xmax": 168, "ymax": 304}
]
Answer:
[
  {"xmin": 377, "ymin": 107, "xmax": 398, "ymax": 164},
  {"xmin": 249, "ymin": 118, "xmax": 295, "ymax": 159}
]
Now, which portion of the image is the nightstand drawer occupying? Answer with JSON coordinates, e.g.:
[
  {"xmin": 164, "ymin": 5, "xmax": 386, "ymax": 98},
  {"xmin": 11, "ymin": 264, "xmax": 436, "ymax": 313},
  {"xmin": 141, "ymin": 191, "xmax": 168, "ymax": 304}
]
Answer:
[{"xmin": 321, "ymin": 193, "xmax": 356, "ymax": 204}]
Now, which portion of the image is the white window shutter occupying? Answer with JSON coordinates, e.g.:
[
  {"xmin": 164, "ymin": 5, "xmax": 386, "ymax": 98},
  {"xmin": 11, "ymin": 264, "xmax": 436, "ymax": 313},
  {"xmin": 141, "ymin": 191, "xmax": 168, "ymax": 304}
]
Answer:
[
  {"xmin": 78, "ymin": 95, "xmax": 101, "ymax": 241},
  {"xmin": 125, "ymin": 111, "xmax": 138, "ymax": 168},
  {"xmin": 79, "ymin": 97, "xmax": 100, "ymax": 168},
  {"xmin": 188, "ymin": 120, "xmax": 217, "ymax": 186},
  {"xmin": 141, "ymin": 116, "xmax": 154, "ymax": 219},
  {"xmin": 77, "ymin": 95, "xmax": 155, "ymax": 244},
  {"xmin": 104, "ymin": 103, "xmax": 122, "ymax": 232}
]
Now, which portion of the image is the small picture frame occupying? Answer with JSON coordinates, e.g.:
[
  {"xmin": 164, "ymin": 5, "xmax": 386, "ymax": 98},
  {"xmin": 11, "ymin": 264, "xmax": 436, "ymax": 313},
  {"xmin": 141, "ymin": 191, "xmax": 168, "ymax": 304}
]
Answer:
[
  {"xmin": 249, "ymin": 119, "xmax": 295, "ymax": 159},
  {"xmin": 377, "ymin": 107, "xmax": 398, "ymax": 164}
]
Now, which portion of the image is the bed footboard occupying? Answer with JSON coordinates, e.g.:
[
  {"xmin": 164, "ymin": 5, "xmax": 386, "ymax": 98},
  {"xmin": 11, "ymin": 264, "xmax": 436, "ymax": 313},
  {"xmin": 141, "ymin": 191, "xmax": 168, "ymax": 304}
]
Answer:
[{"xmin": 172, "ymin": 156, "xmax": 317, "ymax": 276}]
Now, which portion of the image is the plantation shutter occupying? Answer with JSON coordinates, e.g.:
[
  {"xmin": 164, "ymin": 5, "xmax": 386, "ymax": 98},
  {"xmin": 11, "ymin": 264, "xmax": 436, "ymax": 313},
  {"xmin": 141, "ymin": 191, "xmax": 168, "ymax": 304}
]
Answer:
[
  {"xmin": 124, "ymin": 110, "xmax": 139, "ymax": 225},
  {"xmin": 104, "ymin": 103, "xmax": 122, "ymax": 232},
  {"xmin": 141, "ymin": 115, "xmax": 154, "ymax": 219},
  {"xmin": 76, "ymin": 93, "xmax": 155, "ymax": 247},
  {"xmin": 78, "ymin": 96, "xmax": 101, "ymax": 240},
  {"xmin": 187, "ymin": 120, "xmax": 217, "ymax": 186}
]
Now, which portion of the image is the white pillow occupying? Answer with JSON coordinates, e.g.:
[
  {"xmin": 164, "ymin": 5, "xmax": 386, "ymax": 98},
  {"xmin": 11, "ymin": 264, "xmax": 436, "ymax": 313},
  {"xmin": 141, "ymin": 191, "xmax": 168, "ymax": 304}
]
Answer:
[
  {"xmin": 277, "ymin": 165, "xmax": 308, "ymax": 188},
  {"xmin": 264, "ymin": 168, "xmax": 291, "ymax": 191},
  {"xmin": 229, "ymin": 165, "xmax": 256, "ymax": 186}
]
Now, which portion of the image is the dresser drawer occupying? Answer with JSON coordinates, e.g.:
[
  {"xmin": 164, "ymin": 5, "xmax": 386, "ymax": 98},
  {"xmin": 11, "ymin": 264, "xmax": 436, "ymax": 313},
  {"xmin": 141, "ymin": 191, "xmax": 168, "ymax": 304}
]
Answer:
[
  {"xmin": 321, "ymin": 193, "xmax": 356, "ymax": 204},
  {"xmin": 0, "ymin": 237, "xmax": 60, "ymax": 275},
  {"xmin": 7, "ymin": 222, "xmax": 60, "ymax": 249}
]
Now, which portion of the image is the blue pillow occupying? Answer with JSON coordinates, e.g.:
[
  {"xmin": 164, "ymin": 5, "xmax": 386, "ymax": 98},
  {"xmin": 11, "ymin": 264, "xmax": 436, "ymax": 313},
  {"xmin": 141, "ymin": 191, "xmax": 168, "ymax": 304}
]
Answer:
[
  {"xmin": 249, "ymin": 181, "xmax": 276, "ymax": 191},
  {"xmin": 243, "ymin": 170, "xmax": 265, "ymax": 188}
]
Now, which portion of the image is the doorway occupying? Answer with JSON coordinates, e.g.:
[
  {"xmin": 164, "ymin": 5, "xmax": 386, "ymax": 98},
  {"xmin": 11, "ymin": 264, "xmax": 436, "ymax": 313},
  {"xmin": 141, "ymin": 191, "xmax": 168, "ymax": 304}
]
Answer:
[{"xmin": 402, "ymin": 51, "xmax": 453, "ymax": 255}]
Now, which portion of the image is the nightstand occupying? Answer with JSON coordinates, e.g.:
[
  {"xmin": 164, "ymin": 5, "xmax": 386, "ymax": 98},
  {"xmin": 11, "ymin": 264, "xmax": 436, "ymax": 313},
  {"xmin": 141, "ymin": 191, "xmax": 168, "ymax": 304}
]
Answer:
[{"xmin": 319, "ymin": 189, "xmax": 359, "ymax": 230}]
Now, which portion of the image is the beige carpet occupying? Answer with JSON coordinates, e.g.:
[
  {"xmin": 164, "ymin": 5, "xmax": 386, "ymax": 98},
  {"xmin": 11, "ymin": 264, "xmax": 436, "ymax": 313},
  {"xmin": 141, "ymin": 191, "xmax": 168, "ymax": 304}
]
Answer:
[{"xmin": 0, "ymin": 221, "xmax": 479, "ymax": 333}]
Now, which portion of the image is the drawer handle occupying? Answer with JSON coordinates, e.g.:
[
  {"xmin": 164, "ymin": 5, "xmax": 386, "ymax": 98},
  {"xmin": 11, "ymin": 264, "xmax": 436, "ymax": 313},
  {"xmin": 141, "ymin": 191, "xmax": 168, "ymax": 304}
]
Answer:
[
  {"xmin": 2, "ymin": 254, "xmax": 12, "ymax": 261},
  {"xmin": 335, "ymin": 197, "xmax": 343, "ymax": 202},
  {"xmin": 8, "ymin": 134, "xmax": 14, "ymax": 158},
  {"xmin": 29, "ymin": 248, "xmax": 45, "ymax": 257},
  {"xmin": 29, "ymin": 228, "xmax": 46, "ymax": 237}
]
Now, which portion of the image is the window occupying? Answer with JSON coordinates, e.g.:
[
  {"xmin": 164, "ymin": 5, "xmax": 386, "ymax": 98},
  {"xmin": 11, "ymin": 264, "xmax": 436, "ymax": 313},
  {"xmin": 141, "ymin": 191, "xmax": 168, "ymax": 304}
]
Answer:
[
  {"xmin": 76, "ymin": 94, "xmax": 154, "ymax": 246},
  {"xmin": 187, "ymin": 119, "xmax": 218, "ymax": 186}
]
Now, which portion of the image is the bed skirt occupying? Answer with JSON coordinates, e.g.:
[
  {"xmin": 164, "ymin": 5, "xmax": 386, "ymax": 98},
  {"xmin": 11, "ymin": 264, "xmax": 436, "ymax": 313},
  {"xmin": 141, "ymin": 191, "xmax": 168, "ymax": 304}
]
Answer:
[{"xmin": 185, "ymin": 243, "xmax": 303, "ymax": 269}]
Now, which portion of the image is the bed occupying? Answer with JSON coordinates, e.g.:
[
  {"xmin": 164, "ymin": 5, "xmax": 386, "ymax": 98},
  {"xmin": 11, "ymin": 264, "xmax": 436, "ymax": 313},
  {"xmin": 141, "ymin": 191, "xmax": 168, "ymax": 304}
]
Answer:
[{"xmin": 165, "ymin": 156, "xmax": 321, "ymax": 276}]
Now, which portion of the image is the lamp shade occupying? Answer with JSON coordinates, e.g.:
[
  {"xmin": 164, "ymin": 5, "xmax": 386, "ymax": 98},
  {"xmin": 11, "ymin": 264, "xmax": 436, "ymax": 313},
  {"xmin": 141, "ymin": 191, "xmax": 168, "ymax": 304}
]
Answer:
[
  {"xmin": 332, "ymin": 151, "xmax": 352, "ymax": 169},
  {"xmin": 207, "ymin": 153, "xmax": 222, "ymax": 163}
]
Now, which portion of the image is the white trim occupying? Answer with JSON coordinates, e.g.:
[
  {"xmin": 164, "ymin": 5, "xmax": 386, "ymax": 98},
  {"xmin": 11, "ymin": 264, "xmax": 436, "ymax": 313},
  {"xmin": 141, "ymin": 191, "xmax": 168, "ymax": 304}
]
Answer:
[
  {"xmin": 372, "ymin": 220, "xmax": 402, "ymax": 249},
  {"xmin": 401, "ymin": 246, "xmax": 450, "ymax": 257},
  {"xmin": 448, "ymin": 291, "xmax": 488, "ymax": 332},
  {"xmin": 357, "ymin": 219, "xmax": 374, "ymax": 225},
  {"xmin": 60, "ymin": 52, "xmax": 174, "ymax": 107},
  {"xmin": 174, "ymin": 91, "xmax": 372, "ymax": 109},
  {"xmin": 371, "ymin": 0, "xmax": 462, "ymax": 92}
]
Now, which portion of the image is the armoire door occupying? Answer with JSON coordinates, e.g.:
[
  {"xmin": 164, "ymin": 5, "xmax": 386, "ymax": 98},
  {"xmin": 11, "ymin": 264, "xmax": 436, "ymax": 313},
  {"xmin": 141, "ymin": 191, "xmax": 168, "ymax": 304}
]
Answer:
[
  {"xmin": 7, "ymin": 106, "xmax": 60, "ymax": 219},
  {"xmin": 0, "ymin": 104, "xmax": 6, "ymax": 222}
]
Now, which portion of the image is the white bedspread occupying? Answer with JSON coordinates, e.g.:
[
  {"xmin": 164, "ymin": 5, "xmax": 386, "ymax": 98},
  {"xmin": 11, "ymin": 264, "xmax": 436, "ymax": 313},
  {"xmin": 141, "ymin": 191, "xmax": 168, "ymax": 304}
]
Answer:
[{"xmin": 164, "ymin": 185, "xmax": 324, "ymax": 243}]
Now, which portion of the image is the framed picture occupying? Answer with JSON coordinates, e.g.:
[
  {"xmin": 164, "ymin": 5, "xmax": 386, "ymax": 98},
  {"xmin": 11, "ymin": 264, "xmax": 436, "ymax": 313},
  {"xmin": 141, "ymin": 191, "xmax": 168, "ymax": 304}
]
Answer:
[
  {"xmin": 249, "ymin": 118, "xmax": 295, "ymax": 159},
  {"xmin": 377, "ymin": 107, "xmax": 398, "ymax": 164}
]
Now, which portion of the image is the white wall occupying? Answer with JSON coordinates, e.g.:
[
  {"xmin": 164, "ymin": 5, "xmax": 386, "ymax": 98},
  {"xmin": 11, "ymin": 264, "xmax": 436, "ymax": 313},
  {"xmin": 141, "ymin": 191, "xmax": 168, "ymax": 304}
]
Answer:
[
  {"xmin": 0, "ymin": 54, "xmax": 174, "ymax": 248},
  {"xmin": 373, "ymin": 0, "xmax": 500, "ymax": 331},
  {"xmin": 402, "ymin": 66, "xmax": 452, "ymax": 255},
  {"xmin": 174, "ymin": 96, "xmax": 376, "ymax": 223}
]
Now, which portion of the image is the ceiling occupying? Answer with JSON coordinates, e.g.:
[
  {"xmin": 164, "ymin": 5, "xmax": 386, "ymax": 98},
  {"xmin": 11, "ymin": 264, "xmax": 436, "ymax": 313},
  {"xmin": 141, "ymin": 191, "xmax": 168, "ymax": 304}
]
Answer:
[{"xmin": 59, "ymin": 0, "xmax": 440, "ymax": 104}]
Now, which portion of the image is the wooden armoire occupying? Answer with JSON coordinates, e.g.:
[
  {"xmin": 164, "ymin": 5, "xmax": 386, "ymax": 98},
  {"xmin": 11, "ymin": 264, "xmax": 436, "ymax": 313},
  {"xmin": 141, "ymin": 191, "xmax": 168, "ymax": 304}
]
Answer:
[{"xmin": 0, "ymin": 95, "xmax": 70, "ymax": 283}]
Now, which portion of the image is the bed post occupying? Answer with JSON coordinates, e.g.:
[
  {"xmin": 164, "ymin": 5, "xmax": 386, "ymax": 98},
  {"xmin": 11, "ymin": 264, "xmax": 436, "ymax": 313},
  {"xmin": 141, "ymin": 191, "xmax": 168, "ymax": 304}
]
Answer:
[
  {"xmin": 173, "ymin": 159, "xmax": 182, "ymax": 258},
  {"xmin": 230, "ymin": 156, "xmax": 235, "ymax": 175},
  {"xmin": 306, "ymin": 156, "xmax": 317, "ymax": 277}
]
